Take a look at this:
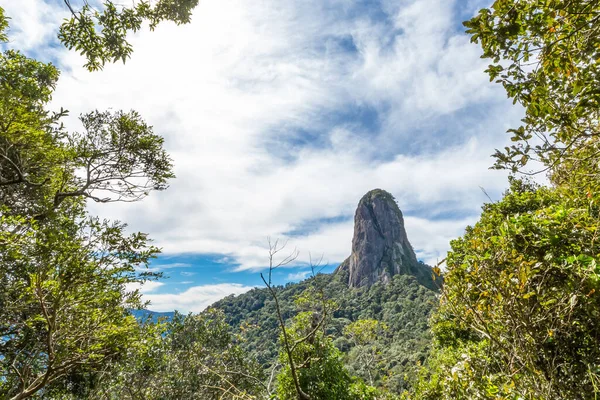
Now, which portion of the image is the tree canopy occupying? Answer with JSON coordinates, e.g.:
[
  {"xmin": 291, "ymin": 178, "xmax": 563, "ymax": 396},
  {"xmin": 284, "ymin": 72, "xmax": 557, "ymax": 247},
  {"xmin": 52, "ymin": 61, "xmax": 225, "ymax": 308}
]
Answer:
[
  {"xmin": 414, "ymin": 1, "xmax": 600, "ymax": 398},
  {"xmin": 0, "ymin": 7, "xmax": 175, "ymax": 398}
]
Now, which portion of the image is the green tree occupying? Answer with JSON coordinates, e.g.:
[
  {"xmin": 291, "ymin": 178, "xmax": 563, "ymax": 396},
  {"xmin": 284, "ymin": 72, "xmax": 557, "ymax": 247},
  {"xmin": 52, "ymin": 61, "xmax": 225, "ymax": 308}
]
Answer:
[
  {"xmin": 414, "ymin": 2, "xmax": 600, "ymax": 398},
  {"xmin": 344, "ymin": 319, "xmax": 388, "ymax": 386},
  {"xmin": 0, "ymin": 207, "xmax": 160, "ymax": 400},
  {"xmin": 257, "ymin": 243, "xmax": 387, "ymax": 400},
  {"xmin": 417, "ymin": 180, "xmax": 600, "ymax": 399},
  {"xmin": 276, "ymin": 311, "xmax": 355, "ymax": 400},
  {"xmin": 0, "ymin": 9, "xmax": 175, "ymax": 399},
  {"xmin": 67, "ymin": 309, "xmax": 265, "ymax": 400},
  {"xmin": 0, "ymin": 17, "xmax": 173, "ymax": 218},
  {"xmin": 0, "ymin": 46, "xmax": 64, "ymax": 216}
]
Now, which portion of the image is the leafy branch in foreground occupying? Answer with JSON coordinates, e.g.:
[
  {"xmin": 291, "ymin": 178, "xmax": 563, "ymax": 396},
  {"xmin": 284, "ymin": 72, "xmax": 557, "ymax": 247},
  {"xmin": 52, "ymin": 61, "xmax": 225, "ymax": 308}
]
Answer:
[
  {"xmin": 465, "ymin": 0, "xmax": 600, "ymax": 178},
  {"xmin": 59, "ymin": 0, "xmax": 199, "ymax": 71},
  {"xmin": 0, "ymin": 41, "xmax": 174, "ymax": 218},
  {"xmin": 55, "ymin": 110, "xmax": 174, "ymax": 207},
  {"xmin": 415, "ymin": 179, "xmax": 600, "ymax": 399},
  {"xmin": 412, "ymin": 2, "xmax": 600, "ymax": 398}
]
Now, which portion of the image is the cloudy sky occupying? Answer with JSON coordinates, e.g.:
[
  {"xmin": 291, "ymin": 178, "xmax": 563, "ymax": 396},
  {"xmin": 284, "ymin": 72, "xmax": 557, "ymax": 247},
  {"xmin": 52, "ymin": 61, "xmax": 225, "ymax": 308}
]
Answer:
[{"xmin": 2, "ymin": 0, "xmax": 523, "ymax": 312}]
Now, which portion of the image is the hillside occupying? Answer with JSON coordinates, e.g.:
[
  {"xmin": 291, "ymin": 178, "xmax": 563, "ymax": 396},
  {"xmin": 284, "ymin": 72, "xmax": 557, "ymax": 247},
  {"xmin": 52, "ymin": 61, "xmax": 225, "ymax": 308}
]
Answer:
[{"xmin": 213, "ymin": 270, "xmax": 438, "ymax": 392}]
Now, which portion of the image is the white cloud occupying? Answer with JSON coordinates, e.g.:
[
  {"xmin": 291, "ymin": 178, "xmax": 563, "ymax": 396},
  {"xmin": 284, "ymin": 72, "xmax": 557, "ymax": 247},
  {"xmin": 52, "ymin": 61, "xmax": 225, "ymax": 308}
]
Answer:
[
  {"xmin": 405, "ymin": 216, "xmax": 476, "ymax": 267},
  {"xmin": 126, "ymin": 280, "xmax": 165, "ymax": 294},
  {"xmin": 154, "ymin": 263, "xmax": 192, "ymax": 269},
  {"xmin": 6, "ymin": 0, "xmax": 523, "ymax": 296},
  {"xmin": 144, "ymin": 283, "xmax": 254, "ymax": 313},
  {"xmin": 1, "ymin": 0, "xmax": 66, "ymax": 51},
  {"xmin": 287, "ymin": 270, "xmax": 312, "ymax": 281}
]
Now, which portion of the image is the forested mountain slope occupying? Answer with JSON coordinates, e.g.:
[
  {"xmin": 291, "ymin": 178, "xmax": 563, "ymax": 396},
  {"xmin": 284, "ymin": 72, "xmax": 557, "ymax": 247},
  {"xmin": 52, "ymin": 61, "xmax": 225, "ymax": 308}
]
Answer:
[
  {"xmin": 213, "ymin": 190, "xmax": 441, "ymax": 392},
  {"xmin": 213, "ymin": 270, "xmax": 438, "ymax": 392}
]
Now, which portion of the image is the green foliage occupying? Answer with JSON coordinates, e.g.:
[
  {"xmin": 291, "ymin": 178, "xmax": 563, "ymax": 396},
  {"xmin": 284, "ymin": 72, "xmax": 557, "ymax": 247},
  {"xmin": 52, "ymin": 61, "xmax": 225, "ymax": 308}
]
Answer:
[
  {"xmin": 63, "ymin": 109, "xmax": 174, "ymax": 205},
  {"xmin": 276, "ymin": 311, "xmax": 356, "ymax": 400},
  {"xmin": 63, "ymin": 309, "xmax": 265, "ymax": 399},
  {"xmin": 0, "ymin": 206, "xmax": 159, "ymax": 399},
  {"xmin": 58, "ymin": 0, "xmax": 199, "ymax": 71},
  {"xmin": 214, "ymin": 272, "xmax": 438, "ymax": 394},
  {"xmin": 0, "ymin": 7, "xmax": 176, "ymax": 399},
  {"xmin": 344, "ymin": 319, "xmax": 388, "ymax": 386},
  {"xmin": 0, "ymin": 47, "xmax": 64, "ymax": 216},
  {"xmin": 415, "ymin": 179, "xmax": 600, "ymax": 399},
  {"xmin": 0, "ymin": 27, "xmax": 173, "ymax": 217},
  {"xmin": 464, "ymin": 0, "xmax": 600, "ymax": 176},
  {"xmin": 344, "ymin": 319, "xmax": 387, "ymax": 346},
  {"xmin": 0, "ymin": 7, "xmax": 8, "ymax": 43},
  {"xmin": 413, "ymin": 2, "xmax": 600, "ymax": 399}
]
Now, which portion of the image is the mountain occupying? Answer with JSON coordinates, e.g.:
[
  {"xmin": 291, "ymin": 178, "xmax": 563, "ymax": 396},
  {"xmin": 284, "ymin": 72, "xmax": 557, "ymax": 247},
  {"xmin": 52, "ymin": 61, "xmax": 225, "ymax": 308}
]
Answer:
[
  {"xmin": 211, "ymin": 189, "xmax": 441, "ymax": 392},
  {"xmin": 336, "ymin": 189, "xmax": 440, "ymax": 290}
]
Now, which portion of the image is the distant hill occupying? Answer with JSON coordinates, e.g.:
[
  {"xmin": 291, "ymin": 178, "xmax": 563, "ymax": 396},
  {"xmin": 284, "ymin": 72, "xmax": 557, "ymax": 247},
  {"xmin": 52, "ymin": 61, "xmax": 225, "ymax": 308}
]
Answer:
[{"xmin": 130, "ymin": 309, "xmax": 176, "ymax": 323}]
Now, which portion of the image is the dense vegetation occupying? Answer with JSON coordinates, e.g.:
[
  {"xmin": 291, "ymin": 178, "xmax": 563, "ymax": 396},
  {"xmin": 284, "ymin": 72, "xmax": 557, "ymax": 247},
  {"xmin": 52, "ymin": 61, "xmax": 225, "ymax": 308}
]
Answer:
[
  {"xmin": 213, "ymin": 270, "xmax": 438, "ymax": 393},
  {"xmin": 52, "ymin": 309, "xmax": 266, "ymax": 399},
  {"xmin": 412, "ymin": 0, "xmax": 600, "ymax": 398},
  {"xmin": 2, "ymin": 0, "xmax": 600, "ymax": 398},
  {"xmin": 0, "ymin": 2, "xmax": 197, "ymax": 399}
]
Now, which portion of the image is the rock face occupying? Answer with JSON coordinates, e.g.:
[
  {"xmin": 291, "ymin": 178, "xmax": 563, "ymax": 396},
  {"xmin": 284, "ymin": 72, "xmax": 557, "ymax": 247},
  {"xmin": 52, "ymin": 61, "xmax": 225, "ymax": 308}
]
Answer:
[{"xmin": 336, "ymin": 189, "xmax": 438, "ymax": 290}]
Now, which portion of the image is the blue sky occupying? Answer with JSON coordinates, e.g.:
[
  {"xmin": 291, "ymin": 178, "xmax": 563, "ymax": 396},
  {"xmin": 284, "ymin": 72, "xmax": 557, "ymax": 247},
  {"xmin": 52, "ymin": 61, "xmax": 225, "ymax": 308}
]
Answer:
[{"xmin": 1, "ymin": 0, "xmax": 524, "ymax": 312}]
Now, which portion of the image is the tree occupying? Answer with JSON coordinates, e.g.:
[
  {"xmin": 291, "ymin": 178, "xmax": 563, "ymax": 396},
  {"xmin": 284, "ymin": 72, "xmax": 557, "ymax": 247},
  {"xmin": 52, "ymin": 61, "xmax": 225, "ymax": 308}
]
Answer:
[
  {"xmin": 344, "ymin": 319, "xmax": 388, "ymax": 387},
  {"xmin": 0, "ymin": 21, "xmax": 173, "ymax": 219},
  {"xmin": 0, "ymin": 45, "xmax": 63, "ymax": 216},
  {"xmin": 258, "ymin": 241, "xmax": 385, "ymax": 400},
  {"xmin": 156, "ymin": 309, "xmax": 264, "ymax": 400},
  {"xmin": 56, "ymin": 109, "xmax": 173, "ymax": 206},
  {"xmin": 0, "ymin": 207, "xmax": 160, "ymax": 400},
  {"xmin": 413, "ymin": 2, "xmax": 600, "ymax": 398},
  {"xmin": 259, "ymin": 240, "xmax": 345, "ymax": 400},
  {"xmin": 276, "ymin": 311, "xmax": 356, "ymax": 400},
  {"xmin": 464, "ymin": 0, "xmax": 600, "ymax": 179},
  {"xmin": 0, "ymin": 9, "xmax": 176, "ymax": 399},
  {"xmin": 260, "ymin": 239, "xmax": 312, "ymax": 400},
  {"xmin": 59, "ymin": 0, "xmax": 200, "ymax": 71},
  {"xmin": 64, "ymin": 310, "xmax": 265, "ymax": 400},
  {"xmin": 416, "ymin": 180, "xmax": 600, "ymax": 399}
]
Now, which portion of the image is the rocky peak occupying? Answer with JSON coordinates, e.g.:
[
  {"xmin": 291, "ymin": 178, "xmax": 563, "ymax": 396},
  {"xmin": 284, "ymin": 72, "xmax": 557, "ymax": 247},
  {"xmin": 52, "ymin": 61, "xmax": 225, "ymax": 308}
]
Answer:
[{"xmin": 336, "ymin": 189, "xmax": 437, "ymax": 290}]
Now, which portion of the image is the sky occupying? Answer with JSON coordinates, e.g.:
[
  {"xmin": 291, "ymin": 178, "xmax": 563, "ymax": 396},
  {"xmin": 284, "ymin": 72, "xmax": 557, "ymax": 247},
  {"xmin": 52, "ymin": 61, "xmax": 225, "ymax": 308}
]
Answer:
[{"xmin": 1, "ymin": 0, "xmax": 524, "ymax": 312}]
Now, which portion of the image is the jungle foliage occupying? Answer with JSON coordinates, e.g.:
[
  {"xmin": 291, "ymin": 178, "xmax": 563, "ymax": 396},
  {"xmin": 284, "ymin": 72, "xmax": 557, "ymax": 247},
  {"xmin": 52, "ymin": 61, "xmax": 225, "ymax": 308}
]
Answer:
[
  {"xmin": 413, "ymin": 0, "xmax": 600, "ymax": 399},
  {"xmin": 213, "ymin": 270, "xmax": 438, "ymax": 395},
  {"xmin": 0, "ymin": 6, "xmax": 174, "ymax": 399},
  {"xmin": 52, "ymin": 309, "xmax": 265, "ymax": 399},
  {"xmin": 59, "ymin": 0, "xmax": 199, "ymax": 71},
  {"xmin": 3, "ymin": 0, "xmax": 600, "ymax": 399}
]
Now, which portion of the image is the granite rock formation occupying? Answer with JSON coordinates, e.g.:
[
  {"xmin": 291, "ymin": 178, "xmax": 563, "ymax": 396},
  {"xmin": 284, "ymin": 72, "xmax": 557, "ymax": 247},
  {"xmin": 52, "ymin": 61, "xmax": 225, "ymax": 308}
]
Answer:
[{"xmin": 336, "ymin": 189, "xmax": 438, "ymax": 290}]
